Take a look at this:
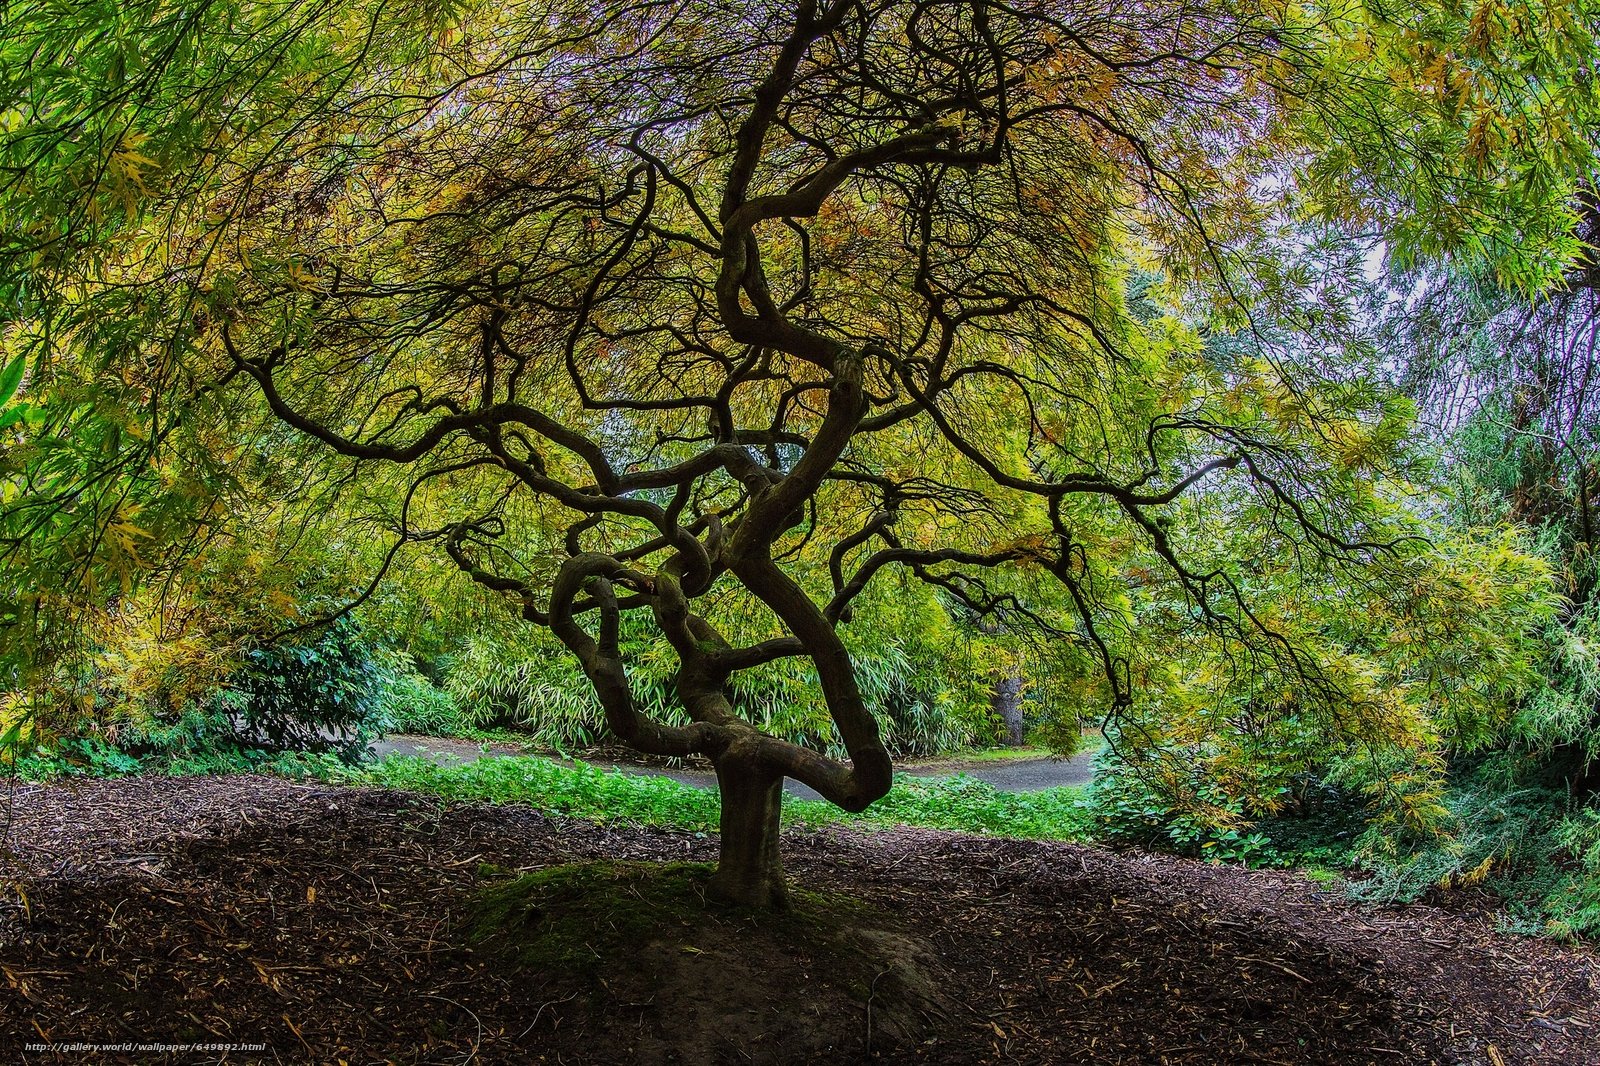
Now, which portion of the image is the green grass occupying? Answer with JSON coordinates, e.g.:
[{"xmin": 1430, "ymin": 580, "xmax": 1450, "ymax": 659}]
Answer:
[
  {"xmin": 287, "ymin": 751, "xmax": 1094, "ymax": 841},
  {"xmin": 938, "ymin": 729, "xmax": 1104, "ymax": 764},
  {"xmin": 931, "ymin": 745, "xmax": 1054, "ymax": 763}
]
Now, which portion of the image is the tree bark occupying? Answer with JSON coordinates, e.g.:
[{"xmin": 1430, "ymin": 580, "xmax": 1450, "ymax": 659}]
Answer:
[
  {"xmin": 992, "ymin": 671, "xmax": 1026, "ymax": 747},
  {"xmin": 710, "ymin": 749, "xmax": 790, "ymax": 909}
]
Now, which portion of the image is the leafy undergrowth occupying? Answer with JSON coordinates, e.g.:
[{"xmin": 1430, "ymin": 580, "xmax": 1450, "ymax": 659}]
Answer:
[
  {"xmin": 1347, "ymin": 779, "xmax": 1600, "ymax": 941},
  {"xmin": 939, "ymin": 745, "xmax": 1058, "ymax": 763},
  {"xmin": 283, "ymin": 750, "xmax": 1094, "ymax": 841},
  {"xmin": 5, "ymin": 718, "xmax": 288, "ymax": 780}
]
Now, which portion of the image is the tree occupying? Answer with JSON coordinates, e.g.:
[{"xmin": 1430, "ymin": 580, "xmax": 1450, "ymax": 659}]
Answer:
[
  {"xmin": 1401, "ymin": 185, "xmax": 1600, "ymax": 545},
  {"xmin": 2, "ymin": 0, "xmax": 1594, "ymax": 906}
]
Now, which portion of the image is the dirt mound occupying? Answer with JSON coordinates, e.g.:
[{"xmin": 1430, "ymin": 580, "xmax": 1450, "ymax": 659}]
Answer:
[
  {"xmin": 465, "ymin": 860, "xmax": 952, "ymax": 1063},
  {"xmin": 2, "ymin": 775, "xmax": 1597, "ymax": 1064}
]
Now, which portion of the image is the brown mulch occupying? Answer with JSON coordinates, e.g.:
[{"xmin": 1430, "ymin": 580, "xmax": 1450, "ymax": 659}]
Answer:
[{"xmin": 0, "ymin": 775, "xmax": 1596, "ymax": 1065}]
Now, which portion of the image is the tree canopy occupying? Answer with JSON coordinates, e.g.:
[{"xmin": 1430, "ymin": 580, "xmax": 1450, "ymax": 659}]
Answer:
[{"xmin": 2, "ymin": 0, "xmax": 1597, "ymax": 904}]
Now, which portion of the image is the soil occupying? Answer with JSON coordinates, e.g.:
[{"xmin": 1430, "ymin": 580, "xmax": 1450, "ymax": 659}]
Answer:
[{"xmin": 2, "ymin": 774, "xmax": 1598, "ymax": 1065}]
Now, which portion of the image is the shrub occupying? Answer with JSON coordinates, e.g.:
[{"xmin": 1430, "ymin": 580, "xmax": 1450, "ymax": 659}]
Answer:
[
  {"xmin": 1335, "ymin": 747, "xmax": 1600, "ymax": 942},
  {"xmin": 379, "ymin": 664, "xmax": 463, "ymax": 736},
  {"xmin": 1086, "ymin": 775, "xmax": 1281, "ymax": 866},
  {"xmin": 212, "ymin": 616, "xmax": 389, "ymax": 763},
  {"xmin": 9, "ymin": 707, "xmax": 284, "ymax": 779}
]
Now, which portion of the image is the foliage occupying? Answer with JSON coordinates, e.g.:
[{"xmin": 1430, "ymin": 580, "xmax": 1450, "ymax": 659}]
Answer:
[
  {"xmin": 350, "ymin": 754, "xmax": 727, "ymax": 831},
  {"xmin": 214, "ymin": 615, "xmax": 390, "ymax": 762},
  {"xmin": 1547, "ymin": 809, "xmax": 1600, "ymax": 939},
  {"xmin": 1085, "ymin": 748, "xmax": 1284, "ymax": 866},
  {"xmin": 860, "ymin": 773, "xmax": 1091, "ymax": 840},
  {"xmin": 1476, "ymin": 552, "xmax": 1600, "ymax": 843},
  {"xmin": 1347, "ymin": 762, "xmax": 1600, "ymax": 941},
  {"xmin": 1074, "ymin": 519, "xmax": 1558, "ymax": 848},
  {"xmin": 5, "ymin": 596, "xmax": 399, "ymax": 772},
  {"xmin": 428, "ymin": 586, "xmax": 999, "ymax": 757},
  {"xmin": 10, "ymin": 732, "xmax": 144, "ymax": 778},
  {"xmin": 1332, "ymin": 530, "xmax": 1600, "ymax": 937},
  {"xmin": 1287, "ymin": 0, "xmax": 1598, "ymax": 294},
  {"xmin": 378, "ymin": 663, "xmax": 462, "ymax": 737},
  {"xmin": 437, "ymin": 632, "xmax": 600, "ymax": 744},
  {"xmin": 3, "ymin": 0, "xmax": 1597, "ymax": 905},
  {"xmin": 313, "ymin": 752, "xmax": 1092, "ymax": 842},
  {"xmin": 8, "ymin": 706, "xmax": 281, "ymax": 779},
  {"xmin": 1343, "ymin": 214, "xmax": 1600, "ymax": 941}
]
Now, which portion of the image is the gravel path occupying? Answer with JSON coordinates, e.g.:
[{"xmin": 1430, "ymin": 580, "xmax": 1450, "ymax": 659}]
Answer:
[{"xmin": 368, "ymin": 734, "xmax": 1096, "ymax": 799}]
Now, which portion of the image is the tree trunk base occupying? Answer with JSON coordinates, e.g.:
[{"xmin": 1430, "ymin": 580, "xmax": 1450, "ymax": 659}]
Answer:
[
  {"xmin": 711, "ymin": 754, "xmax": 790, "ymax": 909},
  {"xmin": 708, "ymin": 863, "xmax": 791, "ymax": 910}
]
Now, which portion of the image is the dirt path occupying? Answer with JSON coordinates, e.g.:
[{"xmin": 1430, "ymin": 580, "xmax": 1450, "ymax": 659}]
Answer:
[
  {"xmin": 367, "ymin": 734, "xmax": 1095, "ymax": 798},
  {"xmin": 3, "ymin": 775, "xmax": 1597, "ymax": 1065}
]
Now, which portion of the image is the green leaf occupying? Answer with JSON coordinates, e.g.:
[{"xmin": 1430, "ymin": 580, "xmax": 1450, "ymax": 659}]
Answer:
[{"xmin": 0, "ymin": 353, "xmax": 23, "ymax": 408}]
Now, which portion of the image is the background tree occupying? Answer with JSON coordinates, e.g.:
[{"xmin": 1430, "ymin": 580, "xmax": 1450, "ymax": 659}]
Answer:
[
  {"xmin": 1399, "ymin": 182, "xmax": 1600, "ymax": 774},
  {"xmin": 1341, "ymin": 173, "xmax": 1600, "ymax": 935},
  {"xmin": 2, "ymin": 0, "xmax": 1594, "ymax": 906}
]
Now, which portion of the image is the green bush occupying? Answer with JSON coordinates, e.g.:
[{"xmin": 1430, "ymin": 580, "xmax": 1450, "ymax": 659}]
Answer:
[
  {"xmin": 10, "ymin": 707, "xmax": 284, "ymax": 779},
  {"xmin": 379, "ymin": 664, "xmax": 463, "ymax": 736},
  {"xmin": 438, "ymin": 633, "xmax": 610, "ymax": 749},
  {"xmin": 115, "ymin": 706, "xmax": 275, "ymax": 773},
  {"xmin": 1350, "ymin": 784, "xmax": 1557, "ymax": 905},
  {"xmin": 1540, "ymin": 806, "xmax": 1600, "ymax": 939},
  {"xmin": 1083, "ymin": 743, "xmax": 1285, "ymax": 866},
  {"xmin": 1348, "ymin": 767, "xmax": 1600, "ymax": 940},
  {"xmin": 11, "ymin": 734, "xmax": 142, "ymax": 778},
  {"xmin": 213, "ymin": 615, "xmax": 389, "ymax": 763}
]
